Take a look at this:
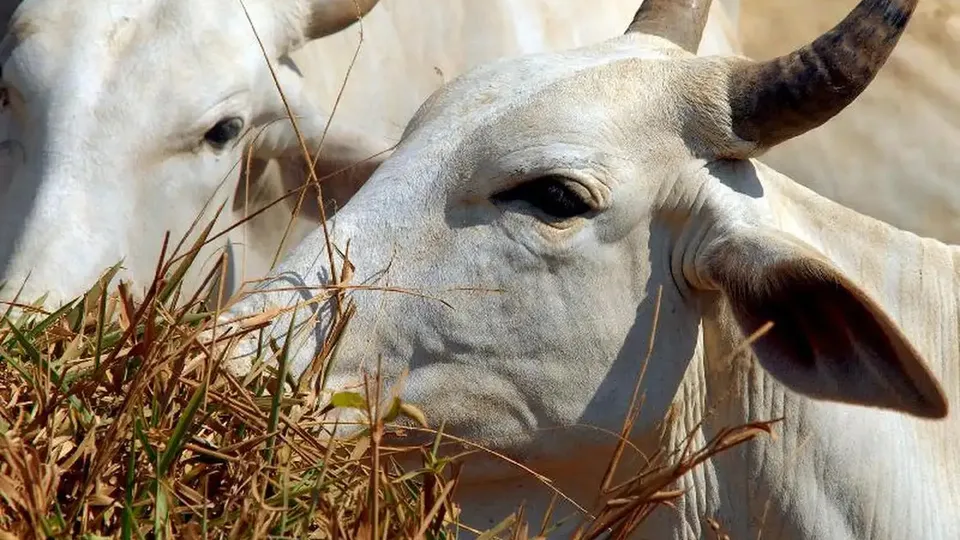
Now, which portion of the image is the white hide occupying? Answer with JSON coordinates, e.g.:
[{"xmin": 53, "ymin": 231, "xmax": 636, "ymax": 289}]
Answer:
[{"xmin": 221, "ymin": 6, "xmax": 960, "ymax": 540}]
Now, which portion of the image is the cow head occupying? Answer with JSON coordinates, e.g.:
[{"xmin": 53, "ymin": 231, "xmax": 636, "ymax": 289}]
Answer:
[
  {"xmin": 224, "ymin": 0, "xmax": 947, "ymax": 472},
  {"xmin": 0, "ymin": 0, "xmax": 381, "ymax": 308}
]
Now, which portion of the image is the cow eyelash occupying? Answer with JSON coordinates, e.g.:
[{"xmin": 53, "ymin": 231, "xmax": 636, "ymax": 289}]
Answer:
[
  {"xmin": 204, "ymin": 117, "xmax": 245, "ymax": 149},
  {"xmin": 491, "ymin": 175, "xmax": 595, "ymax": 220}
]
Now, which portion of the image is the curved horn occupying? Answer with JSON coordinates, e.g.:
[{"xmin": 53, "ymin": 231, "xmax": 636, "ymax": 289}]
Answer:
[
  {"xmin": 625, "ymin": 0, "xmax": 713, "ymax": 53},
  {"xmin": 727, "ymin": 0, "xmax": 918, "ymax": 151},
  {"xmin": 304, "ymin": 0, "xmax": 381, "ymax": 41}
]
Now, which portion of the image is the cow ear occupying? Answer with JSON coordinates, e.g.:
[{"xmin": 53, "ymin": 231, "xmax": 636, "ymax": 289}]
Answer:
[
  {"xmin": 253, "ymin": 61, "xmax": 390, "ymax": 161},
  {"xmin": 301, "ymin": 0, "xmax": 381, "ymax": 41},
  {"xmin": 697, "ymin": 229, "xmax": 948, "ymax": 419},
  {"xmin": 250, "ymin": 62, "xmax": 389, "ymax": 217}
]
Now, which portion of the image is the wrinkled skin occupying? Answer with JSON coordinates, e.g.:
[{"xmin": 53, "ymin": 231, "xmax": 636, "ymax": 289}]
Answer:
[
  {"xmin": 222, "ymin": 5, "xmax": 960, "ymax": 540},
  {"xmin": 0, "ymin": 0, "xmax": 694, "ymax": 309}
]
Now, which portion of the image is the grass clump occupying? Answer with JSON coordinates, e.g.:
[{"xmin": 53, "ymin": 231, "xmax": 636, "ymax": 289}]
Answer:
[
  {"xmin": 0, "ymin": 232, "xmax": 460, "ymax": 539},
  {"xmin": 0, "ymin": 231, "xmax": 773, "ymax": 539}
]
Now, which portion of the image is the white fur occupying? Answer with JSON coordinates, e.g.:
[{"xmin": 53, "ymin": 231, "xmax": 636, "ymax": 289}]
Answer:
[{"xmin": 223, "ymin": 8, "xmax": 960, "ymax": 540}]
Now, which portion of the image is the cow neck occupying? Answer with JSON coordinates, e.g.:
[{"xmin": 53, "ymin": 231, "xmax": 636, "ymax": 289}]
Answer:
[{"xmin": 679, "ymin": 160, "xmax": 960, "ymax": 539}]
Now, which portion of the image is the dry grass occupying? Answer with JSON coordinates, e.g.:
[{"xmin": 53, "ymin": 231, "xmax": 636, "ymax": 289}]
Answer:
[
  {"xmin": 0, "ymin": 223, "xmax": 777, "ymax": 539},
  {"xmin": 0, "ymin": 227, "xmax": 462, "ymax": 539}
]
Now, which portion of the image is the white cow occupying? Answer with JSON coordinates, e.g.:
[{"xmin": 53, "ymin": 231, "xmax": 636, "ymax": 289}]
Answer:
[
  {"xmin": 221, "ymin": 0, "xmax": 960, "ymax": 538},
  {"xmin": 0, "ymin": 0, "xmax": 740, "ymax": 310}
]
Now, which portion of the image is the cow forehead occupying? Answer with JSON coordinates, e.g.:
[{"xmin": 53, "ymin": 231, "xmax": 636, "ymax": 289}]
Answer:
[
  {"xmin": 407, "ymin": 36, "xmax": 683, "ymax": 134},
  {"xmin": 8, "ymin": 1, "xmax": 261, "ymax": 86},
  {"xmin": 5, "ymin": 1, "xmax": 271, "ymax": 134},
  {"xmin": 11, "ymin": 0, "xmax": 250, "ymax": 42},
  {"xmin": 396, "ymin": 38, "xmax": 694, "ymax": 187}
]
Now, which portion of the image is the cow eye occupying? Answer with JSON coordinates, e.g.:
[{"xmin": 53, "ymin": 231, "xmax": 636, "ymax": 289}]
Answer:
[
  {"xmin": 204, "ymin": 117, "xmax": 244, "ymax": 149},
  {"xmin": 492, "ymin": 175, "xmax": 594, "ymax": 220}
]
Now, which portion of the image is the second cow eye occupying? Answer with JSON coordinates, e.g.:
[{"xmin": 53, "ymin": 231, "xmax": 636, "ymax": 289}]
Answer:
[
  {"xmin": 492, "ymin": 175, "xmax": 594, "ymax": 220},
  {"xmin": 204, "ymin": 117, "xmax": 244, "ymax": 149}
]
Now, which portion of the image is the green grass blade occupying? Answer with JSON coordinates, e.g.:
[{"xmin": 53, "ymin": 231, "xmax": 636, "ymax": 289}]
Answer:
[
  {"xmin": 122, "ymin": 432, "xmax": 139, "ymax": 540},
  {"xmin": 158, "ymin": 202, "xmax": 225, "ymax": 305},
  {"xmin": 153, "ymin": 480, "xmax": 170, "ymax": 540},
  {"xmin": 2, "ymin": 315, "xmax": 41, "ymax": 365},
  {"xmin": 94, "ymin": 281, "xmax": 110, "ymax": 371},
  {"xmin": 263, "ymin": 312, "xmax": 296, "ymax": 464},
  {"xmin": 24, "ymin": 299, "xmax": 77, "ymax": 340},
  {"xmin": 0, "ymin": 349, "xmax": 35, "ymax": 386},
  {"xmin": 157, "ymin": 381, "xmax": 206, "ymax": 476},
  {"xmin": 3, "ymin": 315, "xmax": 91, "ymax": 420}
]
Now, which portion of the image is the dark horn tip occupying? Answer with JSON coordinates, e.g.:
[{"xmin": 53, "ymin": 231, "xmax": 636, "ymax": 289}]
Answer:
[{"xmin": 727, "ymin": 0, "xmax": 919, "ymax": 151}]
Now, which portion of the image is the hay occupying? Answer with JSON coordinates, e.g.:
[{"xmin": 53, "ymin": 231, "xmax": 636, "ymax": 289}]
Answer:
[{"xmin": 0, "ymin": 234, "xmax": 772, "ymax": 539}]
